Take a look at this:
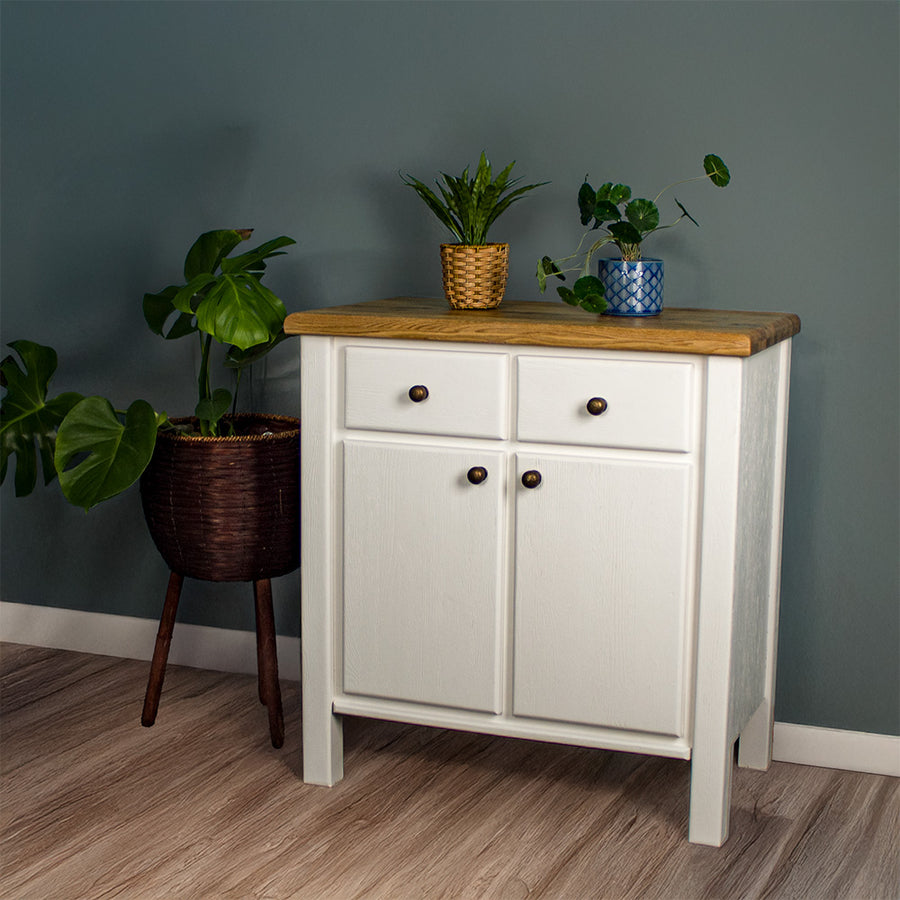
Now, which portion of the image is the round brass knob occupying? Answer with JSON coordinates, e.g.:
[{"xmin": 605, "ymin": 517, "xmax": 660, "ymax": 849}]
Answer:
[
  {"xmin": 521, "ymin": 470, "xmax": 542, "ymax": 489},
  {"xmin": 408, "ymin": 385, "xmax": 429, "ymax": 403},
  {"xmin": 467, "ymin": 466, "xmax": 488, "ymax": 485},
  {"xmin": 586, "ymin": 396, "xmax": 608, "ymax": 416}
]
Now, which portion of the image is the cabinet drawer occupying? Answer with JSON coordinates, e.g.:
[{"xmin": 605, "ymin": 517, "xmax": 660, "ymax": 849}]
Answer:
[
  {"xmin": 517, "ymin": 355, "xmax": 694, "ymax": 452},
  {"xmin": 345, "ymin": 346, "xmax": 508, "ymax": 439}
]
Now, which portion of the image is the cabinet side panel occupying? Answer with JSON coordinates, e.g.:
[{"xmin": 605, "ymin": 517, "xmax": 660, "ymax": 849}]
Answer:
[{"xmin": 729, "ymin": 344, "xmax": 787, "ymax": 738}]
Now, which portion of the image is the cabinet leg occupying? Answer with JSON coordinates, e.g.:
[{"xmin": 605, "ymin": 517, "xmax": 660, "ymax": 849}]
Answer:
[
  {"xmin": 254, "ymin": 579, "xmax": 285, "ymax": 749},
  {"xmin": 142, "ymin": 571, "xmax": 183, "ymax": 727},
  {"xmin": 688, "ymin": 737, "xmax": 735, "ymax": 846},
  {"xmin": 737, "ymin": 697, "xmax": 775, "ymax": 770},
  {"xmin": 302, "ymin": 708, "xmax": 343, "ymax": 785}
]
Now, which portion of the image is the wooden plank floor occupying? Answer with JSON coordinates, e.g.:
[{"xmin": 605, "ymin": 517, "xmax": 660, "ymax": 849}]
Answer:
[{"xmin": 2, "ymin": 642, "xmax": 897, "ymax": 899}]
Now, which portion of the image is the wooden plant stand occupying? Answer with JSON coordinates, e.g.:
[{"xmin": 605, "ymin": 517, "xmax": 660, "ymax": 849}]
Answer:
[{"xmin": 141, "ymin": 571, "xmax": 284, "ymax": 748}]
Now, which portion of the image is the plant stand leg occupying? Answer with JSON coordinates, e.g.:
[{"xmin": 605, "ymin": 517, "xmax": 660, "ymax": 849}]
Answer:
[
  {"xmin": 141, "ymin": 571, "xmax": 184, "ymax": 727},
  {"xmin": 254, "ymin": 578, "xmax": 284, "ymax": 748}
]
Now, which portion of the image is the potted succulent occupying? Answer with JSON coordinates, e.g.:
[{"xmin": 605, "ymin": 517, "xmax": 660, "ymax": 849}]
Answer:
[
  {"xmin": 537, "ymin": 154, "xmax": 730, "ymax": 315},
  {"xmin": 1, "ymin": 228, "xmax": 298, "ymax": 747},
  {"xmin": 402, "ymin": 152, "xmax": 546, "ymax": 309}
]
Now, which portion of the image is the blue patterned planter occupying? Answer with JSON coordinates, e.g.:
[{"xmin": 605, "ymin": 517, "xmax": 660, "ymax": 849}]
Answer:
[{"xmin": 598, "ymin": 258, "xmax": 664, "ymax": 316}]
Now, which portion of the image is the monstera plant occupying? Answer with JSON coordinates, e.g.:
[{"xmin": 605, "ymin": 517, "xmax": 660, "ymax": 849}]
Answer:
[{"xmin": 1, "ymin": 228, "xmax": 295, "ymax": 510}]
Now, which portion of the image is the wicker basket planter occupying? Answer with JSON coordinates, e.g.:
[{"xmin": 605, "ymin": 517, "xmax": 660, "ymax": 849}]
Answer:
[
  {"xmin": 139, "ymin": 414, "xmax": 299, "ymax": 583},
  {"xmin": 440, "ymin": 242, "xmax": 509, "ymax": 309}
]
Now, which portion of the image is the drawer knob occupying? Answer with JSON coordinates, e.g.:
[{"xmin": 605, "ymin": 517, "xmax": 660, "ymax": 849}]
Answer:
[
  {"xmin": 521, "ymin": 470, "xmax": 542, "ymax": 489},
  {"xmin": 408, "ymin": 385, "xmax": 429, "ymax": 403},
  {"xmin": 467, "ymin": 466, "xmax": 488, "ymax": 485},
  {"xmin": 586, "ymin": 396, "xmax": 608, "ymax": 416}
]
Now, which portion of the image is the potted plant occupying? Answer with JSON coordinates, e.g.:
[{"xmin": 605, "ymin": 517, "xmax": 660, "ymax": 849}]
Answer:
[
  {"xmin": 1, "ymin": 228, "xmax": 298, "ymax": 747},
  {"xmin": 402, "ymin": 152, "xmax": 547, "ymax": 309},
  {"xmin": 537, "ymin": 154, "xmax": 730, "ymax": 316}
]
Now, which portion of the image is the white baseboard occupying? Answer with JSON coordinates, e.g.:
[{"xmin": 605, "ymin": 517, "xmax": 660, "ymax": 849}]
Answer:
[
  {"xmin": 773, "ymin": 721, "xmax": 899, "ymax": 777},
  {"xmin": 2, "ymin": 601, "xmax": 897, "ymax": 777},
  {"xmin": 0, "ymin": 600, "xmax": 300, "ymax": 682}
]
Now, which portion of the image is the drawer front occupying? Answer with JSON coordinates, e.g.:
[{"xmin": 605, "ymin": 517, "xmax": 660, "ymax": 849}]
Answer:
[
  {"xmin": 345, "ymin": 346, "xmax": 508, "ymax": 439},
  {"xmin": 517, "ymin": 355, "xmax": 694, "ymax": 452}
]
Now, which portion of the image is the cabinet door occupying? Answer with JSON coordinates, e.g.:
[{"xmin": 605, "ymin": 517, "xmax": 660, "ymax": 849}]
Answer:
[
  {"xmin": 342, "ymin": 440, "xmax": 505, "ymax": 713},
  {"xmin": 513, "ymin": 453, "xmax": 693, "ymax": 736}
]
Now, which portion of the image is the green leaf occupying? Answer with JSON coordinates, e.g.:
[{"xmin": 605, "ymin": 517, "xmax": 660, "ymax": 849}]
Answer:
[
  {"xmin": 401, "ymin": 173, "xmax": 464, "ymax": 242},
  {"xmin": 572, "ymin": 276, "xmax": 607, "ymax": 313},
  {"xmin": 143, "ymin": 285, "xmax": 198, "ymax": 340},
  {"xmin": 608, "ymin": 221, "xmax": 644, "ymax": 245},
  {"xmin": 195, "ymin": 388, "xmax": 232, "ymax": 430},
  {"xmin": 578, "ymin": 293, "xmax": 607, "ymax": 314},
  {"xmin": 573, "ymin": 275, "xmax": 605, "ymax": 299},
  {"xmin": 625, "ymin": 199, "xmax": 660, "ymax": 234},
  {"xmin": 195, "ymin": 274, "xmax": 287, "ymax": 350},
  {"xmin": 219, "ymin": 236, "xmax": 296, "ymax": 274},
  {"xmin": 473, "ymin": 151, "xmax": 492, "ymax": 199},
  {"xmin": 537, "ymin": 256, "xmax": 565, "ymax": 293},
  {"xmin": 481, "ymin": 180, "xmax": 546, "ymax": 240},
  {"xmin": 183, "ymin": 229, "xmax": 251, "ymax": 280},
  {"xmin": 675, "ymin": 197, "xmax": 701, "ymax": 227},
  {"xmin": 608, "ymin": 184, "xmax": 631, "ymax": 205},
  {"xmin": 405, "ymin": 157, "xmax": 544, "ymax": 244},
  {"xmin": 591, "ymin": 200, "xmax": 621, "ymax": 225},
  {"xmin": 224, "ymin": 331, "xmax": 289, "ymax": 370},
  {"xmin": 703, "ymin": 154, "xmax": 731, "ymax": 187},
  {"xmin": 172, "ymin": 273, "xmax": 216, "ymax": 315},
  {"xmin": 55, "ymin": 397, "xmax": 158, "ymax": 510},
  {"xmin": 558, "ymin": 278, "xmax": 607, "ymax": 314},
  {"xmin": 557, "ymin": 286, "xmax": 579, "ymax": 306},
  {"xmin": 1, "ymin": 340, "xmax": 83, "ymax": 496},
  {"xmin": 578, "ymin": 183, "xmax": 596, "ymax": 225}
]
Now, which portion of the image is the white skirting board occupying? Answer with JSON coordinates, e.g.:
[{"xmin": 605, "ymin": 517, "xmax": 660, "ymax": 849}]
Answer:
[
  {"xmin": 0, "ymin": 600, "xmax": 301, "ymax": 683},
  {"xmin": 1, "ymin": 600, "xmax": 897, "ymax": 778}
]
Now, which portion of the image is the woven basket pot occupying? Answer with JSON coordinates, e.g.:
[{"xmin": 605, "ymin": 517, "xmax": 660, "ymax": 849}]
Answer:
[
  {"xmin": 139, "ymin": 414, "xmax": 299, "ymax": 583},
  {"xmin": 440, "ymin": 242, "xmax": 509, "ymax": 309}
]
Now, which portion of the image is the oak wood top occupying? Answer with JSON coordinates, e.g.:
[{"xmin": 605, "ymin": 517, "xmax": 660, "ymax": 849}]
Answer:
[{"xmin": 285, "ymin": 297, "xmax": 800, "ymax": 357}]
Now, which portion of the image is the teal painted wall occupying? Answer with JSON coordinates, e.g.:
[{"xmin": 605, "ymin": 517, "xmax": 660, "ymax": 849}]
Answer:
[{"xmin": 2, "ymin": 1, "xmax": 897, "ymax": 736}]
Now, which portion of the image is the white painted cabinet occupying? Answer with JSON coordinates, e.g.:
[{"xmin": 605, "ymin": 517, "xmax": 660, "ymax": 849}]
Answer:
[{"xmin": 287, "ymin": 299, "xmax": 800, "ymax": 846}]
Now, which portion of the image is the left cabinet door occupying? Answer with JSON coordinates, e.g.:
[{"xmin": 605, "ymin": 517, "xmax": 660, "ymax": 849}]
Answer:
[{"xmin": 342, "ymin": 440, "xmax": 506, "ymax": 713}]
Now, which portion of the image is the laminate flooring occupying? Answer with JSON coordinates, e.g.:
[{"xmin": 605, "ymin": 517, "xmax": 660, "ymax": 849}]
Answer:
[{"xmin": 1, "ymin": 643, "xmax": 897, "ymax": 899}]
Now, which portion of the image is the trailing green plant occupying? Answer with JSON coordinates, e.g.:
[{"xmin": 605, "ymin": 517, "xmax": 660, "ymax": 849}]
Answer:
[
  {"xmin": 1, "ymin": 228, "xmax": 295, "ymax": 510},
  {"xmin": 537, "ymin": 154, "xmax": 730, "ymax": 313},
  {"xmin": 401, "ymin": 151, "xmax": 546, "ymax": 245}
]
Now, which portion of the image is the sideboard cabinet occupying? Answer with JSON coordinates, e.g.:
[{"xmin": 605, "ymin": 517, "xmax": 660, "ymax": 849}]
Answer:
[{"xmin": 285, "ymin": 299, "xmax": 800, "ymax": 846}]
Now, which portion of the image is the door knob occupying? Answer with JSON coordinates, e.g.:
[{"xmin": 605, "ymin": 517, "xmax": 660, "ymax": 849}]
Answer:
[
  {"xmin": 586, "ymin": 396, "xmax": 608, "ymax": 416},
  {"xmin": 521, "ymin": 470, "xmax": 542, "ymax": 489},
  {"xmin": 408, "ymin": 385, "xmax": 429, "ymax": 402},
  {"xmin": 467, "ymin": 466, "xmax": 488, "ymax": 485}
]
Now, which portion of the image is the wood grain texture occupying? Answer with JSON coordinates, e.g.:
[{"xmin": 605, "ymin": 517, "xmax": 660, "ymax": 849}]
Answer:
[
  {"xmin": 3, "ymin": 643, "xmax": 897, "ymax": 900},
  {"xmin": 285, "ymin": 298, "xmax": 801, "ymax": 357}
]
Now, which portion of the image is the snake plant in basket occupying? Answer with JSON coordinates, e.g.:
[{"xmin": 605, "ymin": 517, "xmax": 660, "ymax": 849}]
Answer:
[
  {"xmin": 537, "ymin": 154, "xmax": 730, "ymax": 315},
  {"xmin": 402, "ymin": 152, "xmax": 547, "ymax": 309}
]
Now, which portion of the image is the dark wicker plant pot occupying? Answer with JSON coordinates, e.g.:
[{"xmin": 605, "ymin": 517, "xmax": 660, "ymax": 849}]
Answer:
[{"xmin": 139, "ymin": 414, "xmax": 299, "ymax": 582}]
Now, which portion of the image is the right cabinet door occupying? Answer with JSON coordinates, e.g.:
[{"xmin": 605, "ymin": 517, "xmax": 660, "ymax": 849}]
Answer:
[{"xmin": 513, "ymin": 452, "xmax": 694, "ymax": 737}]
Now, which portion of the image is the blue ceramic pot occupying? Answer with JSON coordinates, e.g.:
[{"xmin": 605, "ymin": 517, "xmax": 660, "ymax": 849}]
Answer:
[{"xmin": 598, "ymin": 258, "xmax": 664, "ymax": 316}]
